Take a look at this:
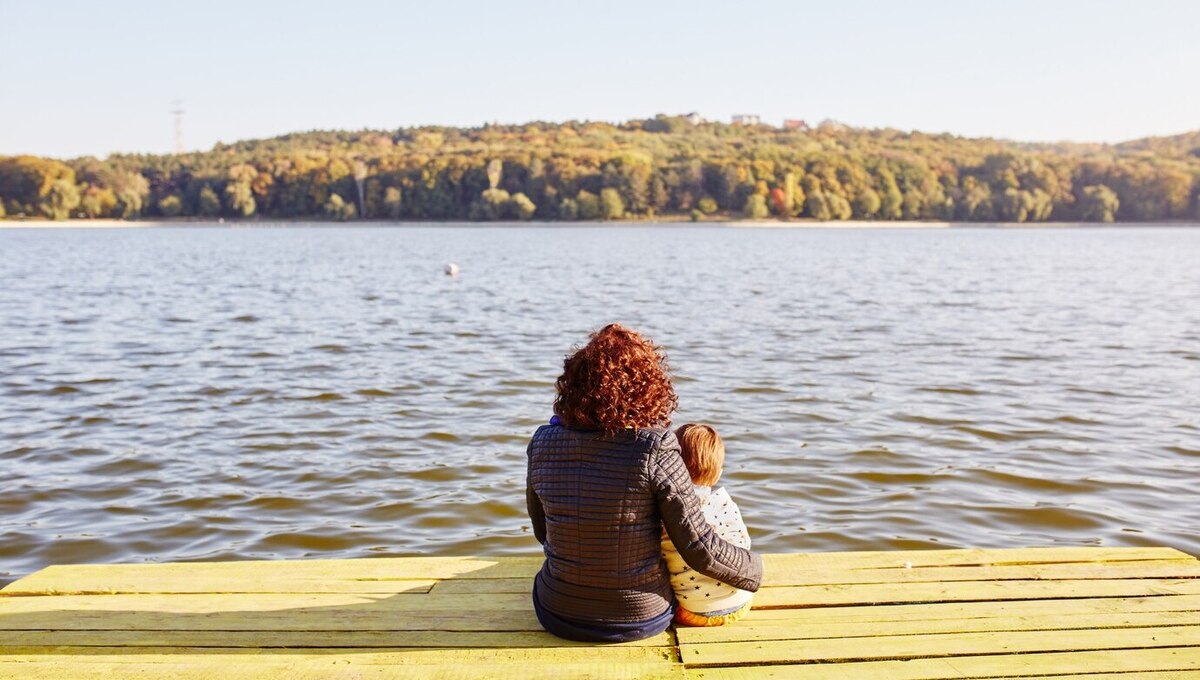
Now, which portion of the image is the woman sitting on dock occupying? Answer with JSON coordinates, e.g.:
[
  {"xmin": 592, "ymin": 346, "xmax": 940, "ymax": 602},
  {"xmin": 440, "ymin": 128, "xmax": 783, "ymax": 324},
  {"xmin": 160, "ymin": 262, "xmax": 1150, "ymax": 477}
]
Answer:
[{"xmin": 525, "ymin": 324, "xmax": 764, "ymax": 642}]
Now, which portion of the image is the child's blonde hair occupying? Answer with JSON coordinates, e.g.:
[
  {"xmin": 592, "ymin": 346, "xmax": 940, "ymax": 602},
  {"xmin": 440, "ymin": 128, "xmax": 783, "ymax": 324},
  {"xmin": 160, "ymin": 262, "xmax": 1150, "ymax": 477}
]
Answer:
[{"xmin": 675, "ymin": 423, "xmax": 725, "ymax": 487}]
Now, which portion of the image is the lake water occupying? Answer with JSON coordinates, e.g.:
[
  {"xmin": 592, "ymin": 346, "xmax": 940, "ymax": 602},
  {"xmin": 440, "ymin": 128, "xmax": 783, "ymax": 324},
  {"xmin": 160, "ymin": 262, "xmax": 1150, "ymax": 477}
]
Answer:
[{"xmin": 2, "ymin": 224, "xmax": 1199, "ymax": 583}]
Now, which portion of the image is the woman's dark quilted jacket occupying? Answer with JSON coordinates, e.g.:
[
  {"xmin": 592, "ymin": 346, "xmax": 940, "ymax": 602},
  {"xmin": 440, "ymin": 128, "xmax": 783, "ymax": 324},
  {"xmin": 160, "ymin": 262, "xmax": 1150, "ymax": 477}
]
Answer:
[{"xmin": 526, "ymin": 423, "xmax": 764, "ymax": 623}]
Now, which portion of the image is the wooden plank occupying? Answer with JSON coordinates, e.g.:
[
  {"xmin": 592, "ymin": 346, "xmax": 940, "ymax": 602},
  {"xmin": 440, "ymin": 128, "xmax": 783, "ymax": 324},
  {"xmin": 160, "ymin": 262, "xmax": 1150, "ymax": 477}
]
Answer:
[
  {"xmin": 0, "ymin": 575, "xmax": 438, "ymax": 596},
  {"xmin": 0, "ymin": 594, "xmax": 546, "ymax": 632},
  {"xmin": 432, "ymin": 578, "xmax": 532, "ymax": 594},
  {"xmin": 753, "ymin": 578, "xmax": 1200, "ymax": 608},
  {"xmin": 759, "ymin": 547, "xmax": 1195, "ymax": 572},
  {"xmin": 3, "ymin": 547, "xmax": 1199, "ymax": 680},
  {"xmin": 0, "ymin": 593, "xmax": 538, "ymax": 630},
  {"xmin": 429, "ymin": 562, "xmax": 1200, "ymax": 595},
  {"xmin": 682, "ymin": 625, "xmax": 1200, "ymax": 667},
  {"xmin": 677, "ymin": 609, "xmax": 1200, "ymax": 644},
  {"xmin": 1024, "ymin": 674, "xmax": 1200, "ymax": 679},
  {"xmin": 0, "ymin": 647, "xmax": 682, "ymax": 680},
  {"xmin": 0, "ymin": 662, "xmax": 680, "ymax": 680},
  {"xmin": 5, "ymin": 549, "xmax": 1190, "ymax": 595},
  {"xmin": 0, "ymin": 629, "xmax": 672, "ymax": 649},
  {"xmin": 0, "ymin": 592, "xmax": 533, "ymax": 614},
  {"xmin": 687, "ymin": 647, "xmax": 1200, "ymax": 679},
  {"xmin": 0, "ymin": 663, "xmax": 678, "ymax": 680},
  {"xmin": 760, "ymin": 560, "xmax": 1200, "ymax": 586},
  {"xmin": 746, "ymin": 594, "xmax": 1200, "ymax": 624},
  {"xmin": 1, "ymin": 556, "xmax": 543, "ymax": 595}
]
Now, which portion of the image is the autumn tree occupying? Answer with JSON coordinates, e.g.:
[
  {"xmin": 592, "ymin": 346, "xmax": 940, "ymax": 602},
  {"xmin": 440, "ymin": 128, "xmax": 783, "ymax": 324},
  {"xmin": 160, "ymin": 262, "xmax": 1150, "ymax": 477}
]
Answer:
[
  {"xmin": 3, "ymin": 118, "xmax": 1196, "ymax": 224},
  {"xmin": 0, "ymin": 156, "xmax": 75, "ymax": 215}
]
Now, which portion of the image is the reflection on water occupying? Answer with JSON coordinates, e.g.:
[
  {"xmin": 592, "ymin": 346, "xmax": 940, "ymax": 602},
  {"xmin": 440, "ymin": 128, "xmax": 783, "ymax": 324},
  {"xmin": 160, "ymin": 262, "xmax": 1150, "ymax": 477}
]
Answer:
[{"xmin": 1, "ymin": 224, "xmax": 1199, "ymax": 581}]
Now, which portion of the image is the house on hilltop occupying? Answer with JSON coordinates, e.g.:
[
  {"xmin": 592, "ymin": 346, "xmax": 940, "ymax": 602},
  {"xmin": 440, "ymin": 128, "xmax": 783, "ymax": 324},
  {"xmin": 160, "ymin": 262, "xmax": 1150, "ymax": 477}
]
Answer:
[{"xmin": 731, "ymin": 114, "xmax": 761, "ymax": 126}]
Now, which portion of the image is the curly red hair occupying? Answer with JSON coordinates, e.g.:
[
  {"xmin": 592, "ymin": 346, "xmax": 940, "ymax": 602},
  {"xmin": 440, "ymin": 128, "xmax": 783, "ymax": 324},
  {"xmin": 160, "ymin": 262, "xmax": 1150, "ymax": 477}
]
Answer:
[{"xmin": 554, "ymin": 324, "xmax": 678, "ymax": 433}]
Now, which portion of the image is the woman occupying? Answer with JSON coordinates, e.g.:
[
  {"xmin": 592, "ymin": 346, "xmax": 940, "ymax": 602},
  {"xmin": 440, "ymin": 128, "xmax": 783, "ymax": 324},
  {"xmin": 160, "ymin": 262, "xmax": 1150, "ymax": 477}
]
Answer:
[{"xmin": 526, "ymin": 324, "xmax": 763, "ymax": 642}]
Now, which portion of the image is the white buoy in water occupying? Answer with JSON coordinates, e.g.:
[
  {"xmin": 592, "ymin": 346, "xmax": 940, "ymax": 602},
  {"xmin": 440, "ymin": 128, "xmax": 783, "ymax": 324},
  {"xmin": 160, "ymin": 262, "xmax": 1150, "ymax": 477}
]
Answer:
[{"xmin": 445, "ymin": 262, "xmax": 460, "ymax": 277}]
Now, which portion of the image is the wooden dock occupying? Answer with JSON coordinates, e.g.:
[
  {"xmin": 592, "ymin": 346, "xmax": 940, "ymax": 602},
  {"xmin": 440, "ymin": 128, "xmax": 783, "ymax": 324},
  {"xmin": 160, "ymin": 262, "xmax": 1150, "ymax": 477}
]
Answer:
[{"xmin": 3, "ymin": 547, "xmax": 1200, "ymax": 678}]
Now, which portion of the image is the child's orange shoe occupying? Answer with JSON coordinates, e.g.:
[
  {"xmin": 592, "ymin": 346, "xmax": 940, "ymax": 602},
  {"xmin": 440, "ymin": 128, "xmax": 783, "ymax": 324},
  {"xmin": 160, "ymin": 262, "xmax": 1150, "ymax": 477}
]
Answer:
[{"xmin": 674, "ymin": 601, "xmax": 751, "ymax": 627}]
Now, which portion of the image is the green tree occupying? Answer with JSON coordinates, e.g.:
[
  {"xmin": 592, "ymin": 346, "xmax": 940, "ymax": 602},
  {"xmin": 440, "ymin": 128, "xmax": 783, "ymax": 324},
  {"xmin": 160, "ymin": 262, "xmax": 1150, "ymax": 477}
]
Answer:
[
  {"xmin": 697, "ymin": 196, "xmax": 718, "ymax": 214},
  {"xmin": 901, "ymin": 190, "xmax": 925, "ymax": 220},
  {"xmin": 224, "ymin": 182, "xmax": 256, "ymax": 217},
  {"xmin": 384, "ymin": 186, "xmax": 402, "ymax": 219},
  {"xmin": 558, "ymin": 197, "xmax": 579, "ymax": 220},
  {"xmin": 577, "ymin": 190, "xmax": 601, "ymax": 220},
  {"xmin": 1028, "ymin": 188, "xmax": 1053, "ymax": 222},
  {"xmin": 111, "ymin": 171, "xmax": 150, "ymax": 219},
  {"xmin": 323, "ymin": 193, "xmax": 357, "ymax": 221},
  {"xmin": 510, "ymin": 192, "xmax": 537, "ymax": 220},
  {"xmin": 805, "ymin": 191, "xmax": 832, "ymax": 220},
  {"xmin": 470, "ymin": 188, "xmax": 511, "ymax": 220},
  {"xmin": 612, "ymin": 157, "xmax": 651, "ymax": 215},
  {"xmin": 42, "ymin": 179, "xmax": 80, "ymax": 220},
  {"xmin": 1078, "ymin": 184, "xmax": 1119, "ymax": 222},
  {"xmin": 649, "ymin": 174, "xmax": 669, "ymax": 214},
  {"xmin": 853, "ymin": 188, "xmax": 881, "ymax": 218},
  {"xmin": 80, "ymin": 186, "xmax": 117, "ymax": 218},
  {"xmin": 877, "ymin": 169, "xmax": 903, "ymax": 220},
  {"xmin": 997, "ymin": 188, "xmax": 1033, "ymax": 222},
  {"xmin": 828, "ymin": 193, "xmax": 852, "ymax": 220},
  {"xmin": 782, "ymin": 171, "xmax": 802, "ymax": 217},
  {"xmin": 223, "ymin": 164, "xmax": 257, "ymax": 217},
  {"xmin": 959, "ymin": 177, "xmax": 993, "ymax": 221},
  {"xmin": 743, "ymin": 193, "xmax": 769, "ymax": 219},
  {"xmin": 600, "ymin": 187, "xmax": 624, "ymax": 220},
  {"xmin": 197, "ymin": 185, "xmax": 221, "ymax": 217},
  {"xmin": 157, "ymin": 194, "xmax": 183, "ymax": 217}
]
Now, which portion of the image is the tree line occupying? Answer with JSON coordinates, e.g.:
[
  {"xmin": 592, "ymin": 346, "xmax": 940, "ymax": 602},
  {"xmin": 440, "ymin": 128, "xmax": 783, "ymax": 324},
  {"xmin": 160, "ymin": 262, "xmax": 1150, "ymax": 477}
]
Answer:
[{"xmin": 2, "ymin": 116, "xmax": 1199, "ymax": 223}]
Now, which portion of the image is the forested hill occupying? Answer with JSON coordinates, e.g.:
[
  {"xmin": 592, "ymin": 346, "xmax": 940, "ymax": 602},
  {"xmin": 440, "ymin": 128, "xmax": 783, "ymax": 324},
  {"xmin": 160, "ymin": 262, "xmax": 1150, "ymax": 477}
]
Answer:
[{"xmin": 2, "ymin": 115, "xmax": 1199, "ymax": 223}]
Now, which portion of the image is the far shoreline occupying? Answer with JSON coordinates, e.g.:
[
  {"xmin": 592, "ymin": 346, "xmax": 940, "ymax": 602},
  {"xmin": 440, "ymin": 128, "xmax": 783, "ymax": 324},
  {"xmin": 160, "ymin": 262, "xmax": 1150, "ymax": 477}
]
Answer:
[{"xmin": 2, "ymin": 218, "xmax": 1198, "ymax": 230}]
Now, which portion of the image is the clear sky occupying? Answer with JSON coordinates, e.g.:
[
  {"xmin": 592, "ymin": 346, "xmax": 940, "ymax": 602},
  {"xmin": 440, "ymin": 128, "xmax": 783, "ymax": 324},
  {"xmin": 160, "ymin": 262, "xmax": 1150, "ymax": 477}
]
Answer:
[{"xmin": 2, "ymin": 0, "xmax": 1197, "ymax": 158}]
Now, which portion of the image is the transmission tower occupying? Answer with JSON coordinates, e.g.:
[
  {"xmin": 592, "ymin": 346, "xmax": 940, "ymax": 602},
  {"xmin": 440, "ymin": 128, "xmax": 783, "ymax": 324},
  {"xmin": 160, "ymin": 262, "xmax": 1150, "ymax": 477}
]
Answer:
[{"xmin": 170, "ymin": 100, "xmax": 185, "ymax": 154}]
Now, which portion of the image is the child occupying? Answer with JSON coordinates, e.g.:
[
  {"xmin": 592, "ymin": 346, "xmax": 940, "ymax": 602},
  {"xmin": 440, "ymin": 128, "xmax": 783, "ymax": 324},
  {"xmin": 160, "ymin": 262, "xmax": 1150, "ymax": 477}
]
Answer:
[{"xmin": 661, "ymin": 423, "xmax": 754, "ymax": 626}]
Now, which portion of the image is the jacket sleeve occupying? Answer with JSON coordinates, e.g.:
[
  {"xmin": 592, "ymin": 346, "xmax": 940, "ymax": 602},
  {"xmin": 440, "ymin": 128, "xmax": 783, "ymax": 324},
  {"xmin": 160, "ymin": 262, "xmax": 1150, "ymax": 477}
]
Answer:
[
  {"xmin": 526, "ymin": 439, "xmax": 546, "ymax": 545},
  {"xmin": 650, "ymin": 431, "xmax": 763, "ymax": 592}
]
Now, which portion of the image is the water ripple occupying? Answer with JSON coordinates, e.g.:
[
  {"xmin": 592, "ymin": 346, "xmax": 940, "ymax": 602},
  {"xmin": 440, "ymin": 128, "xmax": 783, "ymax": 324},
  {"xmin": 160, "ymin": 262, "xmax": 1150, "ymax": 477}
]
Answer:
[{"xmin": 2, "ymin": 225, "xmax": 1199, "ymax": 584}]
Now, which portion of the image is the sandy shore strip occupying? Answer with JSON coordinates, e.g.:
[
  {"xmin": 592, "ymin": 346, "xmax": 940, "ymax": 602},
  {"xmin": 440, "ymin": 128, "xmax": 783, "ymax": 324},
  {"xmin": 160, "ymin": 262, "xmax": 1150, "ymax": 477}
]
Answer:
[
  {"xmin": 1, "ymin": 219, "xmax": 162, "ymax": 229},
  {"xmin": 731, "ymin": 219, "xmax": 953, "ymax": 229},
  {"xmin": 1, "ymin": 218, "xmax": 1189, "ymax": 229}
]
